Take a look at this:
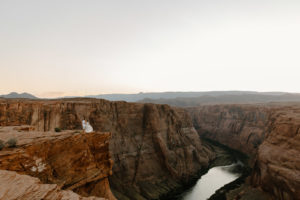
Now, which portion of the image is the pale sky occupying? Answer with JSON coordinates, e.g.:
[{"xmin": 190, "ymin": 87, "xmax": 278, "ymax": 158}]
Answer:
[{"xmin": 1, "ymin": 0, "xmax": 300, "ymax": 98}]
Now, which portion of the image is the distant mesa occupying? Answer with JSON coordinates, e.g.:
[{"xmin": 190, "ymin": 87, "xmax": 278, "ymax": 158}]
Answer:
[
  {"xmin": 0, "ymin": 92, "xmax": 38, "ymax": 99},
  {"xmin": 138, "ymin": 91, "xmax": 300, "ymax": 106},
  {"xmin": 86, "ymin": 91, "xmax": 300, "ymax": 105},
  {"xmin": 3, "ymin": 91, "xmax": 300, "ymax": 104}
]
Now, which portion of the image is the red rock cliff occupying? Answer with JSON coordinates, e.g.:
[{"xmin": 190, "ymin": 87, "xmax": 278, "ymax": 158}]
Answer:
[
  {"xmin": 0, "ymin": 127, "xmax": 115, "ymax": 200},
  {"xmin": 187, "ymin": 103, "xmax": 300, "ymax": 200},
  {"xmin": 0, "ymin": 169, "xmax": 105, "ymax": 200},
  {"xmin": 251, "ymin": 105, "xmax": 300, "ymax": 200},
  {"xmin": 0, "ymin": 99, "xmax": 215, "ymax": 200},
  {"xmin": 187, "ymin": 105, "xmax": 270, "ymax": 155}
]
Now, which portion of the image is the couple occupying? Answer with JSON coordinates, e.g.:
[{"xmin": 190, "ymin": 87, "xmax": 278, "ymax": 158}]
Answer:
[{"xmin": 82, "ymin": 119, "xmax": 93, "ymax": 133}]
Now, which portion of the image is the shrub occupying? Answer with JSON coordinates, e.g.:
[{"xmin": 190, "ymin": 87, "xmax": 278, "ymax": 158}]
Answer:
[
  {"xmin": 0, "ymin": 140, "xmax": 4, "ymax": 150},
  {"xmin": 55, "ymin": 127, "xmax": 61, "ymax": 132},
  {"xmin": 6, "ymin": 138, "xmax": 17, "ymax": 148}
]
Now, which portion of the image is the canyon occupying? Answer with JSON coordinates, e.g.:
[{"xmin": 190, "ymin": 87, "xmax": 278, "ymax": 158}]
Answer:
[
  {"xmin": 0, "ymin": 99, "xmax": 215, "ymax": 200},
  {"xmin": 187, "ymin": 103, "xmax": 300, "ymax": 200},
  {"xmin": 0, "ymin": 98, "xmax": 299, "ymax": 199}
]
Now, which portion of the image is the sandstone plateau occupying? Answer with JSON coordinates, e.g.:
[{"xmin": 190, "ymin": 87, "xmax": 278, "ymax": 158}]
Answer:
[
  {"xmin": 187, "ymin": 103, "xmax": 300, "ymax": 200},
  {"xmin": 0, "ymin": 99, "xmax": 215, "ymax": 200}
]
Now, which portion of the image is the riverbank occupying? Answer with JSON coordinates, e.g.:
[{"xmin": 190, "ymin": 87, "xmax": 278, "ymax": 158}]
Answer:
[
  {"xmin": 161, "ymin": 137, "xmax": 249, "ymax": 200},
  {"xmin": 181, "ymin": 163, "xmax": 242, "ymax": 200}
]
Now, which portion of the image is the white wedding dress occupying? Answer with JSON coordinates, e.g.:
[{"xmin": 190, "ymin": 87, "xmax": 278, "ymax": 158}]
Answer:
[
  {"xmin": 85, "ymin": 122, "xmax": 93, "ymax": 133},
  {"xmin": 82, "ymin": 120, "xmax": 93, "ymax": 133}
]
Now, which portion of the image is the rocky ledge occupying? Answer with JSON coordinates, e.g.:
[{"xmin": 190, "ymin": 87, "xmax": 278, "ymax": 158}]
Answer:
[
  {"xmin": 0, "ymin": 126, "xmax": 115, "ymax": 200},
  {"xmin": 0, "ymin": 170, "xmax": 105, "ymax": 200}
]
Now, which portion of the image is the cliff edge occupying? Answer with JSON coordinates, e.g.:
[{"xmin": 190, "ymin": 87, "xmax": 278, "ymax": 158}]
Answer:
[
  {"xmin": 0, "ymin": 98, "xmax": 215, "ymax": 200},
  {"xmin": 0, "ymin": 126, "xmax": 115, "ymax": 200}
]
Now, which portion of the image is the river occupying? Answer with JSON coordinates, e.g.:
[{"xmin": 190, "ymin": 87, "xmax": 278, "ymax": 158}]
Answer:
[{"xmin": 180, "ymin": 163, "xmax": 242, "ymax": 200}]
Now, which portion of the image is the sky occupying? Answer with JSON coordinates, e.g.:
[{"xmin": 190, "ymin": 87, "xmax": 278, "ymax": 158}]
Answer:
[{"xmin": 1, "ymin": 0, "xmax": 300, "ymax": 98}]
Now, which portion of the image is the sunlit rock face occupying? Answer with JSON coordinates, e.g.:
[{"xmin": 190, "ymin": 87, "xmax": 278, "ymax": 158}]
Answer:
[
  {"xmin": 0, "ymin": 126, "xmax": 115, "ymax": 200},
  {"xmin": 0, "ymin": 170, "xmax": 106, "ymax": 200},
  {"xmin": 187, "ymin": 103, "xmax": 300, "ymax": 200},
  {"xmin": 0, "ymin": 99, "xmax": 215, "ymax": 200}
]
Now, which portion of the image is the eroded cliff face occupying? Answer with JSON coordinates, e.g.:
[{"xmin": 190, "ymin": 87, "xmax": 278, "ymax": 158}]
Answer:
[
  {"xmin": 251, "ymin": 105, "xmax": 300, "ymax": 200},
  {"xmin": 0, "ymin": 170, "xmax": 105, "ymax": 200},
  {"xmin": 187, "ymin": 104, "xmax": 300, "ymax": 200},
  {"xmin": 0, "ymin": 126, "xmax": 115, "ymax": 200},
  {"xmin": 187, "ymin": 105, "xmax": 270, "ymax": 155},
  {"xmin": 0, "ymin": 99, "xmax": 214, "ymax": 200}
]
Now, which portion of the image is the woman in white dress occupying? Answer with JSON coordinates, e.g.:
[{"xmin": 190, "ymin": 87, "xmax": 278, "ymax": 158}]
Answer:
[{"xmin": 85, "ymin": 121, "xmax": 94, "ymax": 133}]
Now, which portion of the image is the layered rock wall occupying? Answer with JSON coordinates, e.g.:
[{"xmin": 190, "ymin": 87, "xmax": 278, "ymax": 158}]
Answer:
[
  {"xmin": 251, "ymin": 105, "xmax": 300, "ymax": 200},
  {"xmin": 0, "ymin": 128, "xmax": 115, "ymax": 200},
  {"xmin": 187, "ymin": 105, "xmax": 270, "ymax": 155},
  {"xmin": 187, "ymin": 104, "xmax": 300, "ymax": 200},
  {"xmin": 0, "ymin": 99, "xmax": 214, "ymax": 200}
]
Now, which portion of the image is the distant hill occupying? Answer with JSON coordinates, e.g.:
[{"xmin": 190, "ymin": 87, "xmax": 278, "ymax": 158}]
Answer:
[
  {"xmin": 86, "ymin": 91, "xmax": 278, "ymax": 102},
  {"xmin": 3, "ymin": 91, "xmax": 300, "ymax": 105},
  {"xmin": 0, "ymin": 92, "xmax": 38, "ymax": 99},
  {"xmin": 139, "ymin": 92, "xmax": 300, "ymax": 107}
]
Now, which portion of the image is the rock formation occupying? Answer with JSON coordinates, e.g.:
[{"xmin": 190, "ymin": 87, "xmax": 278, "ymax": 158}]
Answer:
[
  {"xmin": 0, "ymin": 170, "xmax": 105, "ymax": 200},
  {"xmin": 251, "ymin": 105, "xmax": 300, "ymax": 200},
  {"xmin": 187, "ymin": 103, "xmax": 300, "ymax": 200},
  {"xmin": 0, "ymin": 99, "xmax": 214, "ymax": 200},
  {"xmin": 187, "ymin": 104, "xmax": 270, "ymax": 155},
  {"xmin": 0, "ymin": 126, "xmax": 115, "ymax": 200},
  {"xmin": 2, "ymin": 98, "xmax": 300, "ymax": 199}
]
